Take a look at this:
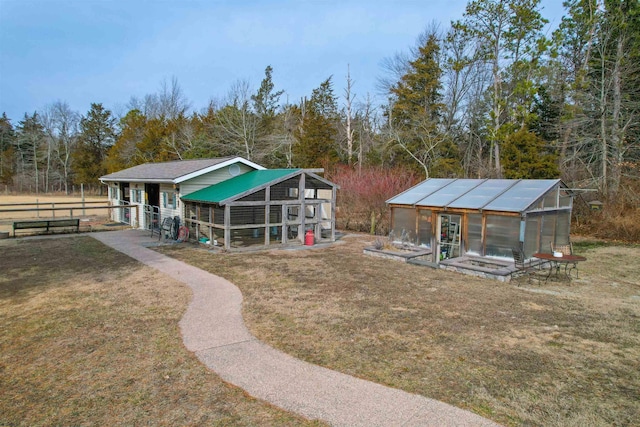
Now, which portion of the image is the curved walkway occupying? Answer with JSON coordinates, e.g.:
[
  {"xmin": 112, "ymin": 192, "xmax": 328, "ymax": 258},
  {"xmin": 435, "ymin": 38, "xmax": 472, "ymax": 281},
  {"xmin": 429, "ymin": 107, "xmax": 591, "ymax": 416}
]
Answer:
[{"xmin": 92, "ymin": 229, "xmax": 500, "ymax": 427}]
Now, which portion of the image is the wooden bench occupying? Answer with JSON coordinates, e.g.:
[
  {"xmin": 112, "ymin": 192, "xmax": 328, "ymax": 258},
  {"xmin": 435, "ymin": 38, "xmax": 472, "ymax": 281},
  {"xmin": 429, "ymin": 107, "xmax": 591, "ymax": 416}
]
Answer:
[{"xmin": 12, "ymin": 218, "xmax": 80, "ymax": 237}]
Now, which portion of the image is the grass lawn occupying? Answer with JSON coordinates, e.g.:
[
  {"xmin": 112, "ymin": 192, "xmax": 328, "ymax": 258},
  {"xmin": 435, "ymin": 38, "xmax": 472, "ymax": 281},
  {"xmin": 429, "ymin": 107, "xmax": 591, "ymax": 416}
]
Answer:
[
  {"xmin": 156, "ymin": 234, "xmax": 640, "ymax": 427},
  {"xmin": 0, "ymin": 236, "xmax": 322, "ymax": 426}
]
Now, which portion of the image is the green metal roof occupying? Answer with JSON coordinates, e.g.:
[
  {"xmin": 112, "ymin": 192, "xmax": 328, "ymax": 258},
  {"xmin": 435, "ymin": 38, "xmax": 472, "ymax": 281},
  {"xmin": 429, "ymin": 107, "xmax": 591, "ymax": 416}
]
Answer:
[{"xmin": 181, "ymin": 169, "xmax": 300, "ymax": 204}]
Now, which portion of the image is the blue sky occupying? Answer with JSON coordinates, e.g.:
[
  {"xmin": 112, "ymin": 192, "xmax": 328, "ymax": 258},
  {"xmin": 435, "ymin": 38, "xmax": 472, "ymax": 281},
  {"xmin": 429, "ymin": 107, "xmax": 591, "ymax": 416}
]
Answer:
[{"xmin": 0, "ymin": 0, "xmax": 566, "ymax": 123}]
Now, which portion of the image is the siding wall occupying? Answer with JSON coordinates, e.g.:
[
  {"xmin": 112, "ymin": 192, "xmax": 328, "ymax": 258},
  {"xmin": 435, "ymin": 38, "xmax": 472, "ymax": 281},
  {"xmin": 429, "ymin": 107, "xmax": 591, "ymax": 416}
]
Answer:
[
  {"xmin": 159, "ymin": 184, "xmax": 181, "ymax": 221},
  {"xmin": 179, "ymin": 164, "xmax": 254, "ymax": 196}
]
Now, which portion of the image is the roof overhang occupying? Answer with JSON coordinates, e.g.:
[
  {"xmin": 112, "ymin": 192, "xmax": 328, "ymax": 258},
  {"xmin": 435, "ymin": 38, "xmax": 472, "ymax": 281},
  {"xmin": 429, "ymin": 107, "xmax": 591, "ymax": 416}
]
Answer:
[
  {"xmin": 174, "ymin": 156, "xmax": 265, "ymax": 183},
  {"xmin": 99, "ymin": 156, "xmax": 265, "ymax": 185}
]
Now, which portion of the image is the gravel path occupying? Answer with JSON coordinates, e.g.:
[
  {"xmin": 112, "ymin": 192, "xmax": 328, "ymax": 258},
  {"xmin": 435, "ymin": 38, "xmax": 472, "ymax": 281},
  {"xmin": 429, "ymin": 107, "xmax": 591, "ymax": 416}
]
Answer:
[{"xmin": 92, "ymin": 229, "xmax": 500, "ymax": 427}]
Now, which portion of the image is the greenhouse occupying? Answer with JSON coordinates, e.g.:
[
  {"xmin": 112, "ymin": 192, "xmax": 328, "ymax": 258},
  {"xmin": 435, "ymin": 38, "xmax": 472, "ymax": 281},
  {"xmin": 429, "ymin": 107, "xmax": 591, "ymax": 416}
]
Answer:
[{"xmin": 386, "ymin": 179, "xmax": 574, "ymax": 266}]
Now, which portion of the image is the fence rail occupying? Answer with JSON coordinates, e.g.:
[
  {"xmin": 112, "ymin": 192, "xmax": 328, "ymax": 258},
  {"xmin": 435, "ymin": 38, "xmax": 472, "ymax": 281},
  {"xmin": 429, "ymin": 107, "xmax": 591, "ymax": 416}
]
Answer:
[{"xmin": 0, "ymin": 201, "xmax": 107, "ymax": 207}]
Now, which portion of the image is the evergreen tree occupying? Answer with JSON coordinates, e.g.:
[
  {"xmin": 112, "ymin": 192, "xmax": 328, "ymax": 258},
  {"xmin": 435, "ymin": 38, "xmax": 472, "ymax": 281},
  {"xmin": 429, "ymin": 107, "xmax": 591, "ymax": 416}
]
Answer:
[
  {"xmin": 15, "ymin": 113, "xmax": 46, "ymax": 192},
  {"xmin": 501, "ymin": 128, "xmax": 559, "ymax": 178},
  {"xmin": 293, "ymin": 77, "xmax": 340, "ymax": 168},
  {"xmin": 106, "ymin": 109, "xmax": 146, "ymax": 172},
  {"xmin": 73, "ymin": 103, "xmax": 116, "ymax": 187},
  {"xmin": 252, "ymin": 66, "xmax": 284, "ymax": 122},
  {"xmin": 386, "ymin": 32, "xmax": 459, "ymax": 177},
  {"xmin": 455, "ymin": 0, "xmax": 549, "ymax": 176},
  {"xmin": 0, "ymin": 113, "xmax": 15, "ymax": 185}
]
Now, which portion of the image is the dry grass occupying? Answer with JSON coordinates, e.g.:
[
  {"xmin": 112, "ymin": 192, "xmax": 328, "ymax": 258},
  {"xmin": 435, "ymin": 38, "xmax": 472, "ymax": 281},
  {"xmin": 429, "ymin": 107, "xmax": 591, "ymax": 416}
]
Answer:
[
  {"xmin": 0, "ymin": 236, "xmax": 322, "ymax": 426},
  {"xmin": 157, "ymin": 234, "xmax": 640, "ymax": 427}
]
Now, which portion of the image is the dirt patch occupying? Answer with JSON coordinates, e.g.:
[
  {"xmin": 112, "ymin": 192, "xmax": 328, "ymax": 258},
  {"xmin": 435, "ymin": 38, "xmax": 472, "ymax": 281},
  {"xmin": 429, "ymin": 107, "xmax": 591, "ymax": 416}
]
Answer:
[
  {"xmin": 157, "ymin": 234, "xmax": 640, "ymax": 427},
  {"xmin": 0, "ymin": 236, "xmax": 322, "ymax": 426}
]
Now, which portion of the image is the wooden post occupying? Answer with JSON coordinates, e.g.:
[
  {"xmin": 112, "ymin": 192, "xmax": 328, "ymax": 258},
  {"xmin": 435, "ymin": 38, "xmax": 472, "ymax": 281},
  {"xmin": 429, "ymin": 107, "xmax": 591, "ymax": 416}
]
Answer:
[
  {"xmin": 265, "ymin": 185, "xmax": 271, "ymax": 246},
  {"xmin": 224, "ymin": 204, "xmax": 231, "ymax": 249},
  {"xmin": 209, "ymin": 205, "xmax": 213, "ymax": 242},
  {"xmin": 331, "ymin": 186, "xmax": 337, "ymax": 242},
  {"xmin": 481, "ymin": 214, "xmax": 487, "ymax": 257},
  {"xmin": 431, "ymin": 211, "xmax": 437, "ymax": 263},
  {"xmin": 299, "ymin": 173, "xmax": 306, "ymax": 243},
  {"xmin": 281, "ymin": 204, "xmax": 287, "ymax": 243},
  {"xmin": 81, "ymin": 183, "xmax": 86, "ymax": 216}
]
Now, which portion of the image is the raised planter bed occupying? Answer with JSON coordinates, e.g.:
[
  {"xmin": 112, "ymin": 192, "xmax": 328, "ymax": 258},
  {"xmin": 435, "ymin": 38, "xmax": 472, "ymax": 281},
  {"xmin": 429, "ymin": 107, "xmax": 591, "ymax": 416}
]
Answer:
[{"xmin": 363, "ymin": 245, "xmax": 432, "ymax": 263}]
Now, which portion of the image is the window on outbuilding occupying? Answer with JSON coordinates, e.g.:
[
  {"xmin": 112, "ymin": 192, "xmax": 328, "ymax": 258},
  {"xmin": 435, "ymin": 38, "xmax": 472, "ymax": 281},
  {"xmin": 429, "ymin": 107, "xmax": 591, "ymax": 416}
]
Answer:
[{"xmin": 163, "ymin": 192, "xmax": 177, "ymax": 209}]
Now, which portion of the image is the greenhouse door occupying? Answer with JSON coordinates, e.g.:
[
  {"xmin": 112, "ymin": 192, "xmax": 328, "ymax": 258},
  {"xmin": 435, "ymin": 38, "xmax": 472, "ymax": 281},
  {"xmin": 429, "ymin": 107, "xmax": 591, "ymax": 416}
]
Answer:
[{"xmin": 438, "ymin": 214, "xmax": 461, "ymax": 260}]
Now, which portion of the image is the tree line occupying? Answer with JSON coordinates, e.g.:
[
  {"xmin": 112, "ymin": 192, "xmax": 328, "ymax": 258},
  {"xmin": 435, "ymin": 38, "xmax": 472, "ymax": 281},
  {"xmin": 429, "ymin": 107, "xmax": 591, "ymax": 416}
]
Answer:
[{"xmin": 1, "ymin": 0, "xmax": 638, "ymax": 205}]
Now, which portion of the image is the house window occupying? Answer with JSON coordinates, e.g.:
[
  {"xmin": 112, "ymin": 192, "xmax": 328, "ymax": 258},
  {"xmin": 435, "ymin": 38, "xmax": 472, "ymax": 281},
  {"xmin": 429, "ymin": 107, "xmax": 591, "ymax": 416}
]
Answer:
[
  {"xmin": 163, "ymin": 192, "xmax": 177, "ymax": 209},
  {"xmin": 132, "ymin": 189, "xmax": 142, "ymax": 203}
]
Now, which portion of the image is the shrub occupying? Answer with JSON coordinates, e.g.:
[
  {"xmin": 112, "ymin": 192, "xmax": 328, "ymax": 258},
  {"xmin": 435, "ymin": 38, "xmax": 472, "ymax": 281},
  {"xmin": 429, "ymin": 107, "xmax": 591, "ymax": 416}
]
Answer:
[{"xmin": 329, "ymin": 165, "xmax": 418, "ymax": 235}]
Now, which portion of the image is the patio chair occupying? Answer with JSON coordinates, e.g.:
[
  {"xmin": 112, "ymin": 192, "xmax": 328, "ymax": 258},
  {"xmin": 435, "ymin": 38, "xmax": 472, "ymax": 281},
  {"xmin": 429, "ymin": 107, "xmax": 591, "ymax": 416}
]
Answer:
[
  {"xmin": 511, "ymin": 247, "xmax": 540, "ymax": 285},
  {"xmin": 551, "ymin": 242, "xmax": 578, "ymax": 278}
]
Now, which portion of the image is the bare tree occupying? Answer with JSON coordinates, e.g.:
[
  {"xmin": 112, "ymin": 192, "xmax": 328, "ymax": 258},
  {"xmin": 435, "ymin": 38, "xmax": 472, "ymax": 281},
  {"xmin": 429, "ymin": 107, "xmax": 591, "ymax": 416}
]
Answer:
[
  {"xmin": 158, "ymin": 76, "xmax": 191, "ymax": 119},
  {"xmin": 41, "ymin": 101, "xmax": 80, "ymax": 192},
  {"xmin": 213, "ymin": 80, "xmax": 259, "ymax": 160},
  {"xmin": 127, "ymin": 76, "xmax": 191, "ymax": 120},
  {"xmin": 342, "ymin": 65, "xmax": 356, "ymax": 165}
]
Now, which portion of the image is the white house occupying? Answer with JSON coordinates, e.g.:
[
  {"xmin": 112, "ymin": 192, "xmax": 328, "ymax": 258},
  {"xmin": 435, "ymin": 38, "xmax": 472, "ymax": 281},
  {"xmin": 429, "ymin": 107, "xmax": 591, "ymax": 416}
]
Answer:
[{"xmin": 100, "ymin": 156, "xmax": 264, "ymax": 230}]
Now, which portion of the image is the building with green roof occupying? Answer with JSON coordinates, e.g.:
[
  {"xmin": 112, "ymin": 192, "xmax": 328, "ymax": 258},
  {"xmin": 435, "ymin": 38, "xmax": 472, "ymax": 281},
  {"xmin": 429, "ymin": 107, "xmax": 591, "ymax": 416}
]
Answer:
[{"xmin": 181, "ymin": 168, "xmax": 338, "ymax": 250}]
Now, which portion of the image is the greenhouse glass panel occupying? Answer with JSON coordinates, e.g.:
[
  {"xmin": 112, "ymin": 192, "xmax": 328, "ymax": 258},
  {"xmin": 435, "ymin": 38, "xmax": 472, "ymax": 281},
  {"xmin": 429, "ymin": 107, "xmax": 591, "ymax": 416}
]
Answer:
[
  {"xmin": 387, "ymin": 179, "xmax": 454, "ymax": 205},
  {"xmin": 417, "ymin": 179, "xmax": 485, "ymax": 207},
  {"xmin": 541, "ymin": 213, "xmax": 557, "ymax": 253},
  {"xmin": 485, "ymin": 215, "xmax": 520, "ymax": 258},
  {"xmin": 448, "ymin": 180, "xmax": 514, "ymax": 209},
  {"xmin": 524, "ymin": 215, "xmax": 541, "ymax": 257},
  {"xmin": 484, "ymin": 180, "xmax": 558, "ymax": 212},
  {"xmin": 554, "ymin": 211, "xmax": 571, "ymax": 244},
  {"xmin": 417, "ymin": 210, "xmax": 432, "ymax": 248},
  {"xmin": 466, "ymin": 214, "xmax": 483, "ymax": 255},
  {"xmin": 391, "ymin": 207, "xmax": 417, "ymax": 243},
  {"xmin": 544, "ymin": 189, "xmax": 558, "ymax": 209},
  {"xmin": 559, "ymin": 190, "xmax": 572, "ymax": 207}
]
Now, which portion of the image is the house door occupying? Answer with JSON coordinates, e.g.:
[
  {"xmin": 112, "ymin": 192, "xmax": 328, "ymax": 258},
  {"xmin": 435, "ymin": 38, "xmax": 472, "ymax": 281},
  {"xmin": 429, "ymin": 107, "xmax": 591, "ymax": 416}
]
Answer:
[
  {"xmin": 119, "ymin": 183, "xmax": 130, "ymax": 223},
  {"xmin": 144, "ymin": 183, "xmax": 161, "ymax": 231},
  {"xmin": 438, "ymin": 214, "xmax": 461, "ymax": 260},
  {"xmin": 145, "ymin": 183, "xmax": 160, "ymax": 207}
]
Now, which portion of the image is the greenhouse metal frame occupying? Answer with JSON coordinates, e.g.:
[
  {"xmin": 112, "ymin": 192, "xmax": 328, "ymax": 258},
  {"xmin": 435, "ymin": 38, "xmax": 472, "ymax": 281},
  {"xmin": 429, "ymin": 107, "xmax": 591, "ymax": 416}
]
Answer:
[{"xmin": 387, "ymin": 179, "xmax": 574, "ymax": 264}]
